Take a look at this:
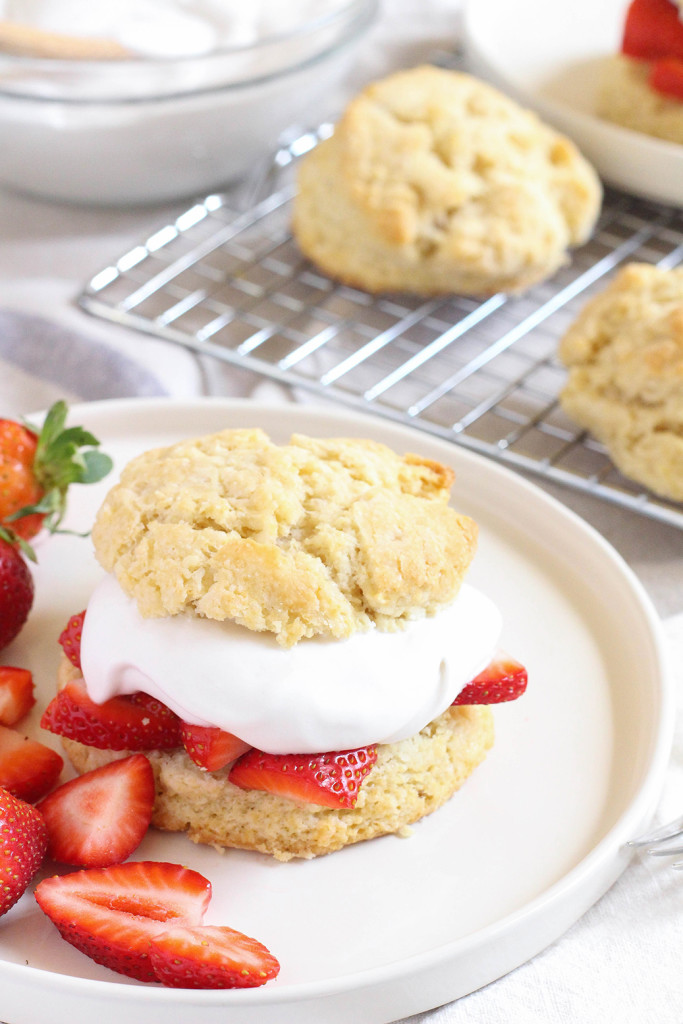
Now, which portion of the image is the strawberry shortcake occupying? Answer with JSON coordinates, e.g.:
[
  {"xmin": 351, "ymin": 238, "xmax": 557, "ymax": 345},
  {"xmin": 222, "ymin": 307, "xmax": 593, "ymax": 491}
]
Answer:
[{"xmin": 42, "ymin": 428, "xmax": 527, "ymax": 861}]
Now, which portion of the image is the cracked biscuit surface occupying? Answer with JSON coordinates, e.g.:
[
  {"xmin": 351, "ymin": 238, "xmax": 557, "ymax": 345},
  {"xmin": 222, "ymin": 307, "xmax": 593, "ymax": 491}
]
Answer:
[
  {"xmin": 91, "ymin": 427, "xmax": 477, "ymax": 645},
  {"xmin": 558, "ymin": 262, "xmax": 683, "ymax": 500},
  {"xmin": 292, "ymin": 65, "xmax": 602, "ymax": 297}
]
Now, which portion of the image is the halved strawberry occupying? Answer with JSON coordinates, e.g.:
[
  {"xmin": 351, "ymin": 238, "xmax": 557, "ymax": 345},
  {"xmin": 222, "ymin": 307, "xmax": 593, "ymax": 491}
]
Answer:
[
  {"xmin": 0, "ymin": 723, "xmax": 63, "ymax": 802},
  {"xmin": 0, "ymin": 666, "xmax": 35, "ymax": 726},
  {"xmin": 453, "ymin": 654, "xmax": 528, "ymax": 706},
  {"xmin": 229, "ymin": 745, "xmax": 378, "ymax": 808},
  {"xmin": 622, "ymin": 0, "xmax": 683, "ymax": 61},
  {"xmin": 0, "ymin": 787, "xmax": 48, "ymax": 917},
  {"xmin": 149, "ymin": 924, "xmax": 280, "ymax": 989},
  {"xmin": 34, "ymin": 861, "xmax": 212, "ymax": 982},
  {"xmin": 58, "ymin": 610, "xmax": 85, "ymax": 670},
  {"xmin": 41, "ymin": 678, "xmax": 182, "ymax": 751},
  {"xmin": 181, "ymin": 723, "xmax": 251, "ymax": 773},
  {"xmin": 37, "ymin": 754, "xmax": 155, "ymax": 867}
]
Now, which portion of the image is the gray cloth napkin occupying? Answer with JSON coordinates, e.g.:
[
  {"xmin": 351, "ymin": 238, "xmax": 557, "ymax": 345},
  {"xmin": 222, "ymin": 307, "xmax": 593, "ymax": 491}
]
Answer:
[{"xmin": 0, "ymin": 309, "xmax": 168, "ymax": 415}]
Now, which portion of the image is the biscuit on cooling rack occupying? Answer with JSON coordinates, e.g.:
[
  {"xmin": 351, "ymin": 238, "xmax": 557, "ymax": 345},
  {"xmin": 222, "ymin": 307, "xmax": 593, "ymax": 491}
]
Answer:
[
  {"xmin": 292, "ymin": 65, "xmax": 602, "ymax": 298},
  {"xmin": 559, "ymin": 262, "xmax": 683, "ymax": 501},
  {"xmin": 598, "ymin": 55, "xmax": 683, "ymax": 146}
]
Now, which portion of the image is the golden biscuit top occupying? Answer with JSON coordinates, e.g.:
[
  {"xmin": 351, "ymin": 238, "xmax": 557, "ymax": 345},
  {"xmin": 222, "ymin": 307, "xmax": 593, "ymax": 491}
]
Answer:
[
  {"xmin": 92, "ymin": 428, "xmax": 477, "ymax": 646},
  {"xmin": 332, "ymin": 64, "xmax": 600, "ymax": 251},
  {"xmin": 559, "ymin": 262, "xmax": 683, "ymax": 402}
]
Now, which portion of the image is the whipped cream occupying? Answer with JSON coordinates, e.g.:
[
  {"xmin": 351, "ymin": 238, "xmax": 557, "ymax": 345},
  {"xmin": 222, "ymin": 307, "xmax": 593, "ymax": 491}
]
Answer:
[
  {"xmin": 0, "ymin": 0, "xmax": 350, "ymax": 57},
  {"xmin": 80, "ymin": 575, "xmax": 502, "ymax": 755}
]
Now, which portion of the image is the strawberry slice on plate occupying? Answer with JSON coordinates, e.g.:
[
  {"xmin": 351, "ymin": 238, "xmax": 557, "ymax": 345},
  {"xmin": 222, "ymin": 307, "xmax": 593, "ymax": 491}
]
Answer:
[
  {"xmin": 149, "ymin": 924, "xmax": 280, "ymax": 989},
  {"xmin": 34, "ymin": 861, "xmax": 212, "ymax": 982},
  {"xmin": 0, "ymin": 723, "xmax": 63, "ymax": 802},
  {"xmin": 181, "ymin": 723, "xmax": 251, "ymax": 772},
  {"xmin": 0, "ymin": 666, "xmax": 35, "ymax": 725},
  {"xmin": 453, "ymin": 654, "xmax": 528, "ymax": 706},
  {"xmin": 37, "ymin": 753, "xmax": 155, "ymax": 867},
  {"xmin": 0, "ymin": 787, "xmax": 47, "ymax": 917},
  {"xmin": 229, "ymin": 745, "xmax": 378, "ymax": 808},
  {"xmin": 41, "ymin": 678, "xmax": 182, "ymax": 751}
]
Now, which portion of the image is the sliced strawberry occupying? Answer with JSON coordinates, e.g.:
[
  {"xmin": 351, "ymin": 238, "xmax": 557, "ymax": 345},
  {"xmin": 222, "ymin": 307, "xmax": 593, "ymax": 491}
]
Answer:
[
  {"xmin": 0, "ymin": 666, "xmax": 35, "ymax": 726},
  {"xmin": 58, "ymin": 610, "xmax": 85, "ymax": 670},
  {"xmin": 229, "ymin": 744, "xmax": 378, "ymax": 808},
  {"xmin": 34, "ymin": 861, "xmax": 212, "ymax": 982},
  {"xmin": 0, "ymin": 787, "xmax": 47, "ymax": 916},
  {"xmin": 181, "ymin": 723, "xmax": 251, "ymax": 773},
  {"xmin": 453, "ymin": 654, "xmax": 528, "ymax": 706},
  {"xmin": 41, "ymin": 678, "xmax": 182, "ymax": 751},
  {"xmin": 622, "ymin": 0, "xmax": 683, "ymax": 61},
  {"xmin": 0, "ymin": 723, "xmax": 63, "ymax": 802},
  {"xmin": 149, "ymin": 924, "xmax": 280, "ymax": 989},
  {"xmin": 36, "ymin": 754, "xmax": 154, "ymax": 867}
]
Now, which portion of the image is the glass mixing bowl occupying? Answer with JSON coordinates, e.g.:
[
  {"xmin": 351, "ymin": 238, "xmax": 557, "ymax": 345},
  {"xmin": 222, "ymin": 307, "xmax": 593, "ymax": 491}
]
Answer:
[{"xmin": 0, "ymin": 0, "xmax": 378, "ymax": 205}]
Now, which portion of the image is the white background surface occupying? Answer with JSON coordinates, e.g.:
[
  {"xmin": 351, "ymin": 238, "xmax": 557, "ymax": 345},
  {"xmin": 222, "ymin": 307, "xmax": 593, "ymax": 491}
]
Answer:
[{"xmin": 0, "ymin": 2, "xmax": 682, "ymax": 1022}]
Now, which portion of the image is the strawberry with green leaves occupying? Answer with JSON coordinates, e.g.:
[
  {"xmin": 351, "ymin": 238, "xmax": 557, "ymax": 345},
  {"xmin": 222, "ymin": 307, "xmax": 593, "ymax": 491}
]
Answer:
[
  {"xmin": 0, "ymin": 399, "xmax": 112, "ymax": 547},
  {"xmin": 0, "ymin": 401, "xmax": 111, "ymax": 653}
]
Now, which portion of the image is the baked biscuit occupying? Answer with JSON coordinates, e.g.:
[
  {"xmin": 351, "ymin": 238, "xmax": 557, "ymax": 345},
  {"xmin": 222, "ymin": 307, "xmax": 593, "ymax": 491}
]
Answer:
[
  {"xmin": 91, "ymin": 428, "xmax": 477, "ymax": 646},
  {"xmin": 58, "ymin": 656, "xmax": 494, "ymax": 861},
  {"xmin": 292, "ymin": 65, "xmax": 602, "ymax": 297},
  {"xmin": 558, "ymin": 262, "xmax": 683, "ymax": 500},
  {"xmin": 598, "ymin": 55, "xmax": 683, "ymax": 146}
]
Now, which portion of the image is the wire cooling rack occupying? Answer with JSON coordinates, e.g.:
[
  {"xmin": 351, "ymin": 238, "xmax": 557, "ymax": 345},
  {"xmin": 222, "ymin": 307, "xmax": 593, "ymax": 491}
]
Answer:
[{"xmin": 79, "ymin": 125, "xmax": 683, "ymax": 530}]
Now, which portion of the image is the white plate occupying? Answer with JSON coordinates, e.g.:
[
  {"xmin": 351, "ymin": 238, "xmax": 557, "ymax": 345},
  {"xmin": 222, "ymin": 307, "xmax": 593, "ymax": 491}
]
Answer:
[
  {"xmin": 463, "ymin": 0, "xmax": 683, "ymax": 207},
  {"xmin": 0, "ymin": 398, "xmax": 674, "ymax": 1024}
]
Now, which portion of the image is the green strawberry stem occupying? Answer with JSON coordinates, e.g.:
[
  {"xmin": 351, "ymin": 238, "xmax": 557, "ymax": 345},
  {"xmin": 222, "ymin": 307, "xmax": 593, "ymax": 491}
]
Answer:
[{"xmin": 7, "ymin": 400, "xmax": 113, "ymax": 539}]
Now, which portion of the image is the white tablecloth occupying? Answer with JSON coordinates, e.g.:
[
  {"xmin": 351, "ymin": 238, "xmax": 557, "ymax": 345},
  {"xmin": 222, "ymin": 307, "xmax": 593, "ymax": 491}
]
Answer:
[{"xmin": 0, "ymin": 2, "xmax": 682, "ymax": 1021}]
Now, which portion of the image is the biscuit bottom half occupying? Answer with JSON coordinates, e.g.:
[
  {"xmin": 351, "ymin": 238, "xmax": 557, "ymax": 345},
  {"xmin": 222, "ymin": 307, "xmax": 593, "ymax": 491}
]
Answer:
[{"xmin": 57, "ymin": 659, "xmax": 494, "ymax": 861}]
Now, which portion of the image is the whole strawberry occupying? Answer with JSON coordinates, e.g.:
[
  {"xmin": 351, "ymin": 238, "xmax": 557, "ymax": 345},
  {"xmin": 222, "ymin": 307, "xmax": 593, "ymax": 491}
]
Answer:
[
  {"xmin": 0, "ymin": 786, "xmax": 48, "ymax": 917},
  {"xmin": 0, "ymin": 399, "xmax": 112, "ymax": 543},
  {"xmin": 0, "ymin": 538, "xmax": 34, "ymax": 652}
]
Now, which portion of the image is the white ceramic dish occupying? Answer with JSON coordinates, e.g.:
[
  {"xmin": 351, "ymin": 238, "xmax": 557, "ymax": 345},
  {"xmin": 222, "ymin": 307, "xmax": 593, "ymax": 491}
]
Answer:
[
  {"xmin": 0, "ymin": 0, "xmax": 377, "ymax": 206},
  {"xmin": 0, "ymin": 398, "xmax": 674, "ymax": 1024},
  {"xmin": 463, "ymin": 0, "xmax": 683, "ymax": 207}
]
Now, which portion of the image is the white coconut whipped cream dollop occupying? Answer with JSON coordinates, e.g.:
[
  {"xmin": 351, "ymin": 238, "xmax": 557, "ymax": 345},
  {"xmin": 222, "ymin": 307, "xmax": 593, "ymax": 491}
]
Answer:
[
  {"xmin": 80, "ymin": 574, "xmax": 503, "ymax": 755},
  {"xmin": 0, "ymin": 0, "xmax": 350, "ymax": 57}
]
